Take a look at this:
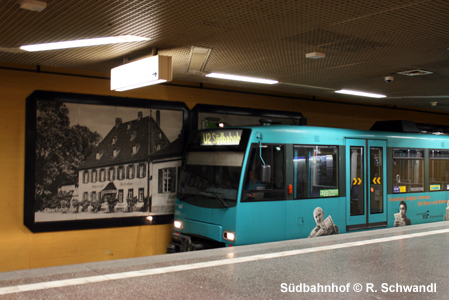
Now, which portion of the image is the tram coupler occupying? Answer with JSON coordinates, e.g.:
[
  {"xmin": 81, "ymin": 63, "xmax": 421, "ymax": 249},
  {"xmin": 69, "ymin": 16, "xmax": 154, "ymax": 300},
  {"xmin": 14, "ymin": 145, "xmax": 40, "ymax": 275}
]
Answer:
[{"xmin": 167, "ymin": 232, "xmax": 204, "ymax": 253}]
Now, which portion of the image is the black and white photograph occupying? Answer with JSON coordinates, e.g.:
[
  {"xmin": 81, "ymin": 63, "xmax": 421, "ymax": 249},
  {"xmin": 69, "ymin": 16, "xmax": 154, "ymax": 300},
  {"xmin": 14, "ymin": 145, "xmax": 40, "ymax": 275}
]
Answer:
[{"xmin": 24, "ymin": 91, "xmax": 189, "ymax": 232}]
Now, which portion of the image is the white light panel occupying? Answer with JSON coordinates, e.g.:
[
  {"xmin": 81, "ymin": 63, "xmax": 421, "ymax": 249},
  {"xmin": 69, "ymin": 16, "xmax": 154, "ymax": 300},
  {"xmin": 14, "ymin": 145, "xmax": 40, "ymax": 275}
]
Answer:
[{"xmin": 20, "ymin": 36, "xmax": 149, "ymax": 52}]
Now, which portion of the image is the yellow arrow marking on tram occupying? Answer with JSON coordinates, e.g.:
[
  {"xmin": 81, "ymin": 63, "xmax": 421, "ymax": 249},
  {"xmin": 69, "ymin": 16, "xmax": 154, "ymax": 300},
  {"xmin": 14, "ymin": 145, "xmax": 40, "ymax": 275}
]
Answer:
[
  {"xmin": 353, "ymin": 178, "xmax": 362, "ymax": 185},
  {"xmin": 372, "ymin": 177, "xmax": 382, "ymax": 184}
]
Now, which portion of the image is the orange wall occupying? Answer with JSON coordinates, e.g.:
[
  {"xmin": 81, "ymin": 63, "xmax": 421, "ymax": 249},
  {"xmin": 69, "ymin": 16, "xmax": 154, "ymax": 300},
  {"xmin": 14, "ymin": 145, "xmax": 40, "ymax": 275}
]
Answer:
[{"xmin": 1, "ymin": 64, "xmax": 448, "ymax": 272}]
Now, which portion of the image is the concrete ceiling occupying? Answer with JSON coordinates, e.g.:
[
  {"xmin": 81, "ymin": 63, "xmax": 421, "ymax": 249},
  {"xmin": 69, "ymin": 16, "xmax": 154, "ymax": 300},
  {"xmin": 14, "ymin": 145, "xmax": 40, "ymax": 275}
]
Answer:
[{"xmin": 1, "ymin": 0, "xmax": 449, "ymax": 114}]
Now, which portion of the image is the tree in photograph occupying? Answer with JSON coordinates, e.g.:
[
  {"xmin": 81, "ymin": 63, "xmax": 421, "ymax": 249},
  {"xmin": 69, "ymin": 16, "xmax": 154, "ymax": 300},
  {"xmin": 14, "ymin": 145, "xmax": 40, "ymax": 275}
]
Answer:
[{"xmin": 35, "ymin": 101, "xmax": 100, "ymax": 211}]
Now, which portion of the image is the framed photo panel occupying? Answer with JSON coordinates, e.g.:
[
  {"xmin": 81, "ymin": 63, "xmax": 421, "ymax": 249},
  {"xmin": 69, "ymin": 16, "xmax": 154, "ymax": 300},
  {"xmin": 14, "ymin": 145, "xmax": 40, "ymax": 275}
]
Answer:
[{"xmin": 24, "ymin": 91, "xmax": 189, "ymax": 232}]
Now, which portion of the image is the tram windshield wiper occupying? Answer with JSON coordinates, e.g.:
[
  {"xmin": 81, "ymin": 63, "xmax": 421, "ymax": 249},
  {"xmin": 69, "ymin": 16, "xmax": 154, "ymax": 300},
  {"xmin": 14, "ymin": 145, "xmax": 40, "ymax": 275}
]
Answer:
[
  {"xmin": 211, "ymin": 192, "xmax": 229, "ymax": 208},
  {"xmin": 199, "ymin": 191, "xmax": 229, "ymax": 208},
  {"xmin": 179, "ymin": 190, "xmax": 229, "ymax": 208}
]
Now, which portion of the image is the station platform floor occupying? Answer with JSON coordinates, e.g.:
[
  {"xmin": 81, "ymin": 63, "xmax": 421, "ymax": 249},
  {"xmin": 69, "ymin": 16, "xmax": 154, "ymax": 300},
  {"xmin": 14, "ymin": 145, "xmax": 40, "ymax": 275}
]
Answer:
[{"xmin": 1, "ymin": 221, "xmax": 449, "ymax": 299}]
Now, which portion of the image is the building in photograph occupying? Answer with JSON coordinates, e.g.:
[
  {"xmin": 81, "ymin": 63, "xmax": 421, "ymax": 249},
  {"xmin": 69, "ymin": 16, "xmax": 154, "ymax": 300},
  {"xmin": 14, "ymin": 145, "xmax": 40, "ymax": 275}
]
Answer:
[
  {"xmin": 77, "ymin": 110, "xmax": 179, "ymax": 213},
  {"xmin": 149, "ymin": 137, "xmax": 183, "ymax": 214}
]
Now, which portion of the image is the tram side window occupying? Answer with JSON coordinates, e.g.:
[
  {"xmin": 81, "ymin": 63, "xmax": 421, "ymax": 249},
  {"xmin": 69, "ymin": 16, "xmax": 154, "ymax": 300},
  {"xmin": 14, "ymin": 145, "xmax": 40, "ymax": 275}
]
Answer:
[
  {"xmin": 429, "ymin": 150, "xmax": 449, "ymax": 191},
  {"xmin": 243, "ymin": 144, "xmax": 285, "ymax": 201},
  {"xmin": 294, "ymin": 145, "xmax": 339, "ymax": 199},
  {"xmin": 392, "ymin": 149, "xmax": 424, "ymax": 193}
]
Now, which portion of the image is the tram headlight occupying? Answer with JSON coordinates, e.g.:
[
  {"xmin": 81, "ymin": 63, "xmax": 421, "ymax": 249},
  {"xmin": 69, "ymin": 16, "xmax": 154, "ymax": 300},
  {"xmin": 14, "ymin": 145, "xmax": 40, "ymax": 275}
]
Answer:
[
  {"xmin": 223, "ymin": 231, "xmax": 235, "ymax": 242},
  {"xmin": 174, "ymin": 220, "xmax": 183, "ymax": 229}
]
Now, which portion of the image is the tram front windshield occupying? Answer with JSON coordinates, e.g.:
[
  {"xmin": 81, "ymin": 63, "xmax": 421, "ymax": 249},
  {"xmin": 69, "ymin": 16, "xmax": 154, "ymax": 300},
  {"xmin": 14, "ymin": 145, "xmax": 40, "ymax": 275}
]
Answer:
[{"xmin": 178, "ymin": 129, "xmax": 250, "ymax": 208}]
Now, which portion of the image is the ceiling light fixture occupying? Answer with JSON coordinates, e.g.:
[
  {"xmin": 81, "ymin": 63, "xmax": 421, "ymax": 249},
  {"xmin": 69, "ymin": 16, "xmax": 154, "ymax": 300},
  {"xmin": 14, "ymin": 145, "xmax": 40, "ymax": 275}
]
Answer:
[
  {"xmin": 20, "ymin": 35, "xmax": 149, "ymax": 52},
  {"xmin": 111, "ymin": 55, "xmax": 173, "ymax": 92},
  {"xmin": 205, "ymin": 73, "xmax": 278, "ymax": 84},
  {"xmin": 335, "ymin": 89, "xmax": 386, "ymax": 98},
  {"xmin": 397, "ymin": 69, "xmax": 433, "ymax": 76},
  {"xmin": 187, "ymin": 46, "xmax": 212, "ymax": 74},
  {"xmin": 20, "ymin": 0, "xmax": 47, "ymax": 12},
  {"xmin": 305, "ymin": 52, "xmax": 325, "ymax": 59}
]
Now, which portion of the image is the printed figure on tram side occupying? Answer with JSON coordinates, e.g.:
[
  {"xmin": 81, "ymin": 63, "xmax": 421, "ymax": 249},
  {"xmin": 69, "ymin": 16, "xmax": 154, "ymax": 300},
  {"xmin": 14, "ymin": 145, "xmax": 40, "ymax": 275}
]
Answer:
[
  {"xmin": 394, "ymin": 200, "xmax": 411, "ymax": 226},
  {"xmin": 308, "ymin": 207, "xmax": 339, "ymax": 238},
  {"xmin": 444, "ymin": 201, "xmax": 449, "ymax": 221}
]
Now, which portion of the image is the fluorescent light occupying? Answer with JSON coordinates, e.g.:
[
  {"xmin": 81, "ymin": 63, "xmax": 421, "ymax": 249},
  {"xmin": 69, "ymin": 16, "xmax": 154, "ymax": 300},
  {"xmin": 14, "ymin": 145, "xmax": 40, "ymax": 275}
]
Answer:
[
  {"xmin": 20, "ymin": 35, "xmax": 149, "ymax": 52},
  {"xmin": 335, "ymin": 89, "xmax": 386, "ymax": 98},
  {"xmin": 305, "ymin": 52, "xmax": 325, "ymax": 59},
  {"xmin": 20, "ymin": 0, "xmax": 47, "ymax": 12},
  {"xmin": 206, "ymin": 73, "xmax": 278, "ymax": 84},
  {"xmin": 111, "ymin": 55, "xmax": 173, "ymax": 92}
]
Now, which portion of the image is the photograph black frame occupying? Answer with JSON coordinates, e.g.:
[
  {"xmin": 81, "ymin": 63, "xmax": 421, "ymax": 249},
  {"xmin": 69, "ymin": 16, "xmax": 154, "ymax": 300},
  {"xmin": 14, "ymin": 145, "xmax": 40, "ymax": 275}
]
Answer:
[
  {"xmin": 190, "ymin": 103, "xmax": 307, "ymax": 130},
  {"xmin": 24, "ymin": 90, "xmax": 190, "ymax": 233}
]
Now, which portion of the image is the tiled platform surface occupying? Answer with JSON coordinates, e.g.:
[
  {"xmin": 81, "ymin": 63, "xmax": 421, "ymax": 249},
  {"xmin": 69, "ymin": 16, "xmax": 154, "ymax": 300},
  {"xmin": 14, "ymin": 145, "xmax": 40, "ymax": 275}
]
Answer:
[{"xmin": 1, "ymin": 221, "xmax": 449, "ymax": 299}]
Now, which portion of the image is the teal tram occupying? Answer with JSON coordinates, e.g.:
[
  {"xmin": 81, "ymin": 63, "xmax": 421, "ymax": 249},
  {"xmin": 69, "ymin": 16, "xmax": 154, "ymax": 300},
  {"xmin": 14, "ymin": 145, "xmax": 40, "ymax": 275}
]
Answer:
[{"xmin": 168, "ymin": 121, "xmax": 449, "ymax": 252}]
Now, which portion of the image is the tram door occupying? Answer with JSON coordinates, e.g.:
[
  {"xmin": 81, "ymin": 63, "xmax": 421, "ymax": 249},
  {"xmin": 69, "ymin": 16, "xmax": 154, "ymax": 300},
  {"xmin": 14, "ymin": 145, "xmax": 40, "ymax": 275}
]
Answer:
[{"xmin": 346, "ymin": 139, "xmax": 387, "ymax": 230}]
